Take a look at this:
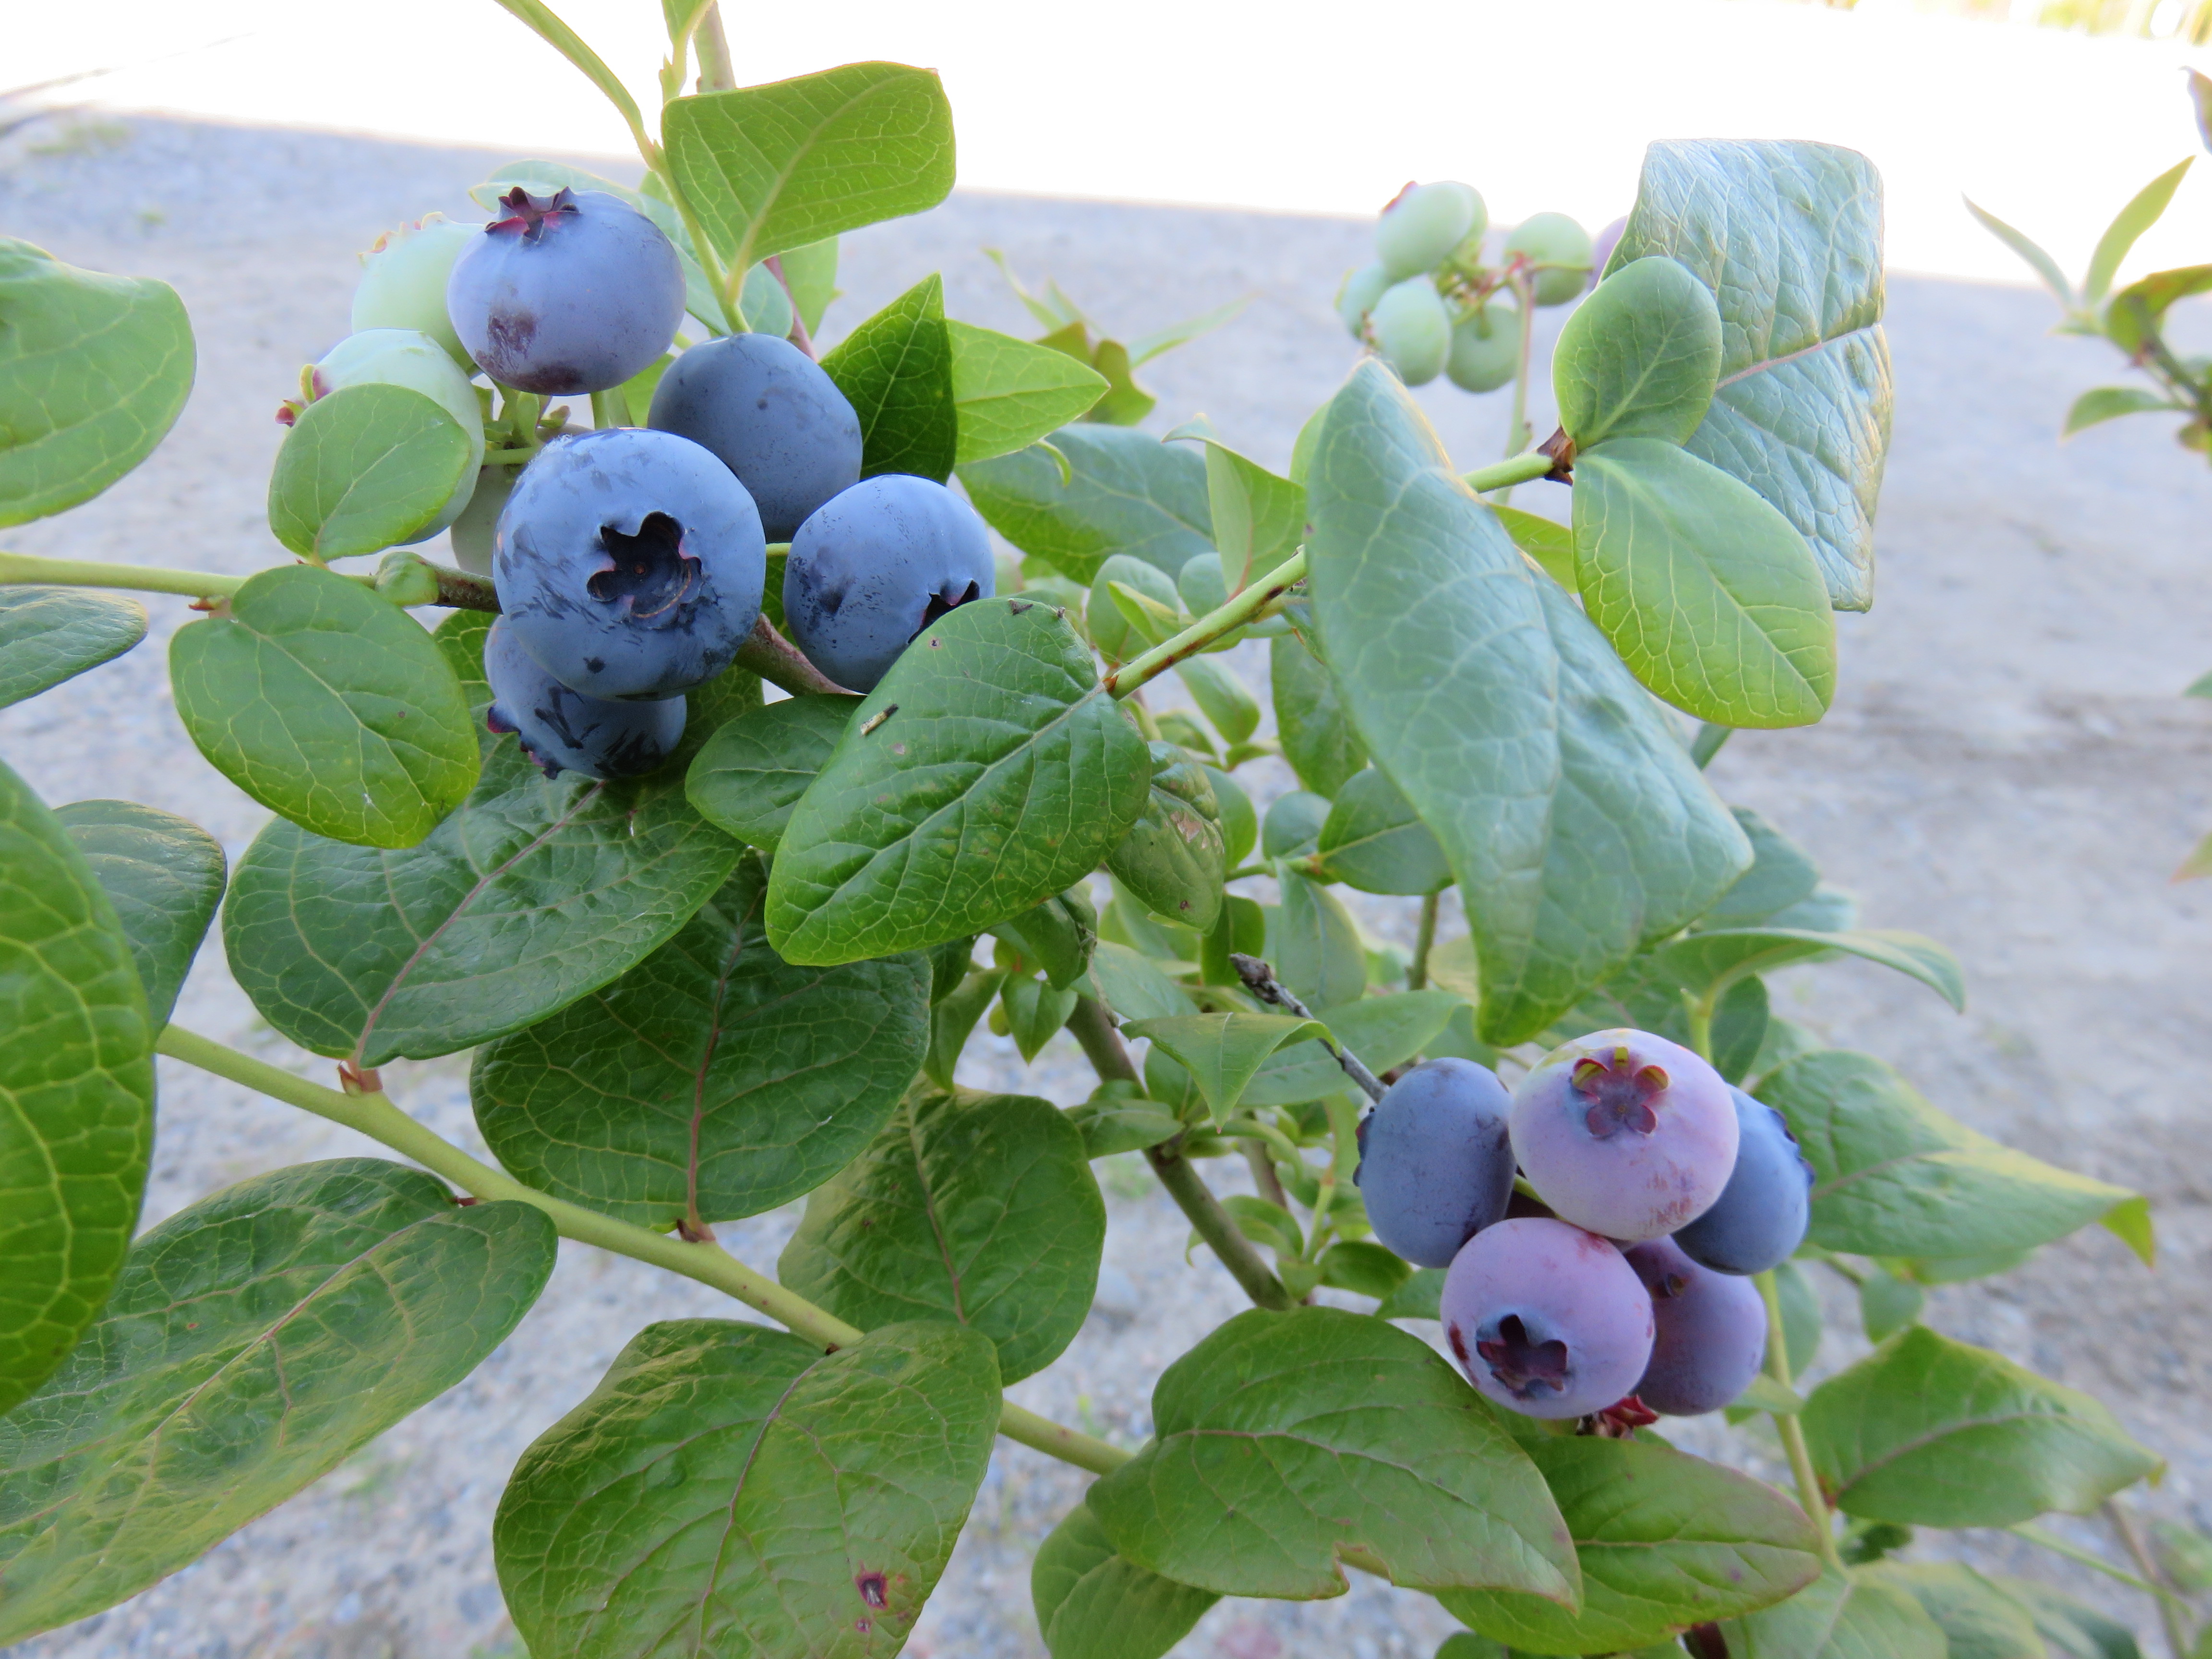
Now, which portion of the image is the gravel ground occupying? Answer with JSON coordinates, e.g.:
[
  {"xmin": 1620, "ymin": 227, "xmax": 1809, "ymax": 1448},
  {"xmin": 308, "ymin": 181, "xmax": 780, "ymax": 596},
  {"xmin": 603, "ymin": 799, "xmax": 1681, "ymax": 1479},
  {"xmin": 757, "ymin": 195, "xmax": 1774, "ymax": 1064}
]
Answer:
[{"xmin": 5, "ymin": 110, "xmax": 2212, "ymax": 1657}]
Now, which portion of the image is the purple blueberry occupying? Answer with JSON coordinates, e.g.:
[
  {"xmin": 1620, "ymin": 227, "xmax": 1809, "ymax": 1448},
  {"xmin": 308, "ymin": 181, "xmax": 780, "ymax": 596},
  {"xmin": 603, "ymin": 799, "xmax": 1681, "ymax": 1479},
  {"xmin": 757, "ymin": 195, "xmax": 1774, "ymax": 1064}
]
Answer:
[
  {"xmin": 646, "ymin": 333, "xmax": 863, "ymax": 541},
  {"xmin": 492, "ymin": 427, "xmax": 765, "ymax": 701},
  {"xmin": 1674, "ymin": 1087, "xmax": 1815, "ymax": 1276},
  {"xmin": 1355, "ymin": 1058, "xmax": 1516, "ymax": 1269},
  {"xmin": 446, "ymin": 187, "xmax": 684, "ymax": 395},
  {"xmin": 1624, "ymin": 1236, "xmax": 1768, "ymax": 1415},
  {"xmin": 782, "ymin": 475, "xmax": 996, "ymax": 691},
  {"xmin": 484, "ymin": 616, "xmax": 685, "ymax": 781},
  {"xmin": 1509, "ymin": 1029, "xmax": 1739, "ymax": 1242},
  {"xmin": 1440, "ymin": 1217, "xmax": 1654, "ymax": 1419}
]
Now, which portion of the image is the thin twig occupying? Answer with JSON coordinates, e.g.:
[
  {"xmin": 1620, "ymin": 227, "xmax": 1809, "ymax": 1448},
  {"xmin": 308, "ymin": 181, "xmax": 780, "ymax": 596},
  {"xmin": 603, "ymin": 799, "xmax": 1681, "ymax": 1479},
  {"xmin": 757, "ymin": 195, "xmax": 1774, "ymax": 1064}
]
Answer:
[
  {"xmin": 735, "ymin": 611, "xmax": 849, "ymax": 696},
  {"xmin": 1229, "ymin": 953, "xmax": 1386, "ymax": 1103}
]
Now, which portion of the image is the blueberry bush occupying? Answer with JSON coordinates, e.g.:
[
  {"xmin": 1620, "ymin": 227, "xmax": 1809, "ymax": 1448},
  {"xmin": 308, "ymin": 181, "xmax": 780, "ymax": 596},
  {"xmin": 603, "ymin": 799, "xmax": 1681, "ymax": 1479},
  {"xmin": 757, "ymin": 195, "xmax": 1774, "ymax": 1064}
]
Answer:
[{"xmin": 0, "ymin": 3, "xmax": 2180, "ymax": 1654}]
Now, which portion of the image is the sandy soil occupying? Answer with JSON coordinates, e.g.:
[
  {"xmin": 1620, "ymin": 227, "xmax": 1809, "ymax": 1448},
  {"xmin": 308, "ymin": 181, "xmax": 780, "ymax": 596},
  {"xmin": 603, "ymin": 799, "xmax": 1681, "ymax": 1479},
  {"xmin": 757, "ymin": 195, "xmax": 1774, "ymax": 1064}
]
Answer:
[{"xmin": 5, "ymin": 111, "xmax": 2212, "ymax": 1657}]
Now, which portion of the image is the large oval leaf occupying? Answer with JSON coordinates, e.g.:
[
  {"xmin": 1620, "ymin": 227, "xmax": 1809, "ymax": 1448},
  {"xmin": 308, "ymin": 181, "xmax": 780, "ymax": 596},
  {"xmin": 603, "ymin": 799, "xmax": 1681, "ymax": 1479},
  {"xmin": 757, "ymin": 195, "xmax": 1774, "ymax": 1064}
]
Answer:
[
  {"xmin": 950, "ymin": 319, "xmax": 1108, "ymax": 465},
  {"xmin": 473, "ymin": 858, "xmax": 929, "ymax": 1229},
  {"xmin": 958, "ymin": 424, "xmax": 1213, "ymax": 584},
  {"xmin": 1802, "ymin": 1324, "xmax": 2162, "ymax": 1527},
  {"xmin": 778, "ymin": 1086, "xmax": 1104, "ymax": 1383},
  {"xmin": 0, "ymin": 1159, "xmax": 553, "ymax": 1642},
  {"xmin": 1032, "ymin": 1501, "xmax": 1218, "ymax": 1659},
  {"xmin": 1572, "ymin": 437, "xmax": 1836, "ymax": 729},
  {"xmin": 169, "ymin": 564, "xmax": 480, "ymax": 849},
  {"xmin": 1088, "ymin": 1306, "xmax": 1577, "ymax": 1604},
  {"xmin": 1647, "ymin": 925, "xmax": 1964, "ymax": 1011},
  {"xmin": 0, "ymin": 588, "xmax": 145, "ymax": 709},
  {"xmin": 1314, "ymin": 766, "xmax": 1451, "ymax": 895},
  {"xmin": 1307, "ymin": 362, "xmax": 1748, "ymax": 1044},
  {"xmin": 0, "ymin": 239, "xmax": 192, "ymax": 527},
  {"xmin": 1270, "ymin": 631, "xmax": 1368, "ymax": 796},
  {"xmin": 1857, "ymin": 1562, "xmax": 2049, "ymax": 1659},
  {"xmin": 224, "ymin": 615, "xmax": 737, "ymax": 1065},
  {"xmin": 1756, "ymin": 1049, "xmax": 2145, "ymax": 1261},
  {"xmin": 0, "ymin": 762, "xmax": 153, "ymax": 1419},
  {"xmin": 494, "ymin": 1318, "xmax": 998, "ymax": 1659},
  {"xmin": 663, "ymin": 63, "xmax": 956, "ymax": 273},
  {"xmin": 1438, "ymin": 1438, "xmax": 1822, "ymax": 1654},
  {"xmin": 1719, "ymin": 1564, "xmax": 1949, "ymax": 1659},
  {"xmin": 819, "ymin": 274, "xmax": 957, "ymax": 483},
  {"xmin": 1553, "ymin": 255, "xmax": 1721, "ymax": 449},
  {"xmin": 686, "ymin": 692, "xmax": 859, "ymax": 851},
  {"xmin": 1607, "ymin": 140, "xmax": 1891, "ymax": 611},
  {"xmin": 1104, "ymin": 742, "xmax": 1226, "ymax": 932},
  {"xmin": 57, "ymin": 800, "xmax": 226, "ymax": 1027},
  {"xmin": 266, "ymin": 383, "xmax": 474, "ymax": 560},
  {"xmin": 766, "ymin": 596, "xmax": 1152, "ymax": 964}
]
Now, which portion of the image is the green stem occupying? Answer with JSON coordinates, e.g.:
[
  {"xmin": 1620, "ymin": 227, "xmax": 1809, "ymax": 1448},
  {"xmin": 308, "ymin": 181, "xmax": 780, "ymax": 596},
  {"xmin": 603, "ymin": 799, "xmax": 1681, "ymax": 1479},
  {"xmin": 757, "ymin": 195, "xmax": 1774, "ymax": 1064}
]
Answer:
[
  {"xmin": 0, "ymin": 550, "xmax": 245, "ymax": 601},
  {"xmin": 1684, "ymin": 993, "xmax": 1716, "ymax": 1064},
  {"xmin": 693, "ymin": 0, "xmax": 736, "ymax": 92},
  {"xmin": 1689, "ymin": 722, "xmax": 1734, "ymax": 769},
  {"xmin": 2102, "ymin": 1501, "xmax": 2198, "ymax": 1658},
  {"xmin": 1498, "ymin": 268, "xmax": 1538, "ymax": 505},
  {"xmin": 1756, "ymin": 1268, "xmax": 1841, "ymax": 1568},
  {"xmin": 1459, "ymin": 450, "xmax": 1555, "ymax": 496},
  {"xmin": 1065, "ymin": 998, "xmax": 1295, "ymax": 1312},
  {"xmin": 155, "ymin": 1024, "xmax": 1129, "ymax": 1478},
  {"xmin": 1106, "ymin": 552, "xmax": 1306, "ymax": 700},
  {"xmin": 590, "ymin": 388, "xmax": 627, "ymax": 430},
  {"xmin": 1409, "ymin": 892, "xmax": 1440, "ymax": 991},
  {"xmin": 2013, "ymin": 1520, "xmax": 2196, "ymax": 1635}
]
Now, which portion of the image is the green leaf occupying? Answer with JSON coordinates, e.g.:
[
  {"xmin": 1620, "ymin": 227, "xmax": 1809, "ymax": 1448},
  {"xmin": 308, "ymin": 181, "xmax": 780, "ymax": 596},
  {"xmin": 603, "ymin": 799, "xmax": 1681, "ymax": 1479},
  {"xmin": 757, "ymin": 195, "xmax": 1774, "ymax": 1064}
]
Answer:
[
  {"xmin": 1755, "ymin": 1049, "xmax": 2145, "ymax": 1261},
  {"xmin": 1572, "ymin": 437, "xmax": 1835, "ymax": 728},
  {"xmin": 948, "ymin": 319, "xmax": 1107, "ymax": 465},
  {"xmin": 1089, "ymin": 1306, "xmax": 1577, "ymax": 1603},
  {"xmin": 1996, "ymin": 1575, "xmax": 2146, "ymax": 1659},
  {"xmin": 924, "ymin": 967, "xmax": 1002, "ymax": 1091},
  {"xmin": 56, "ymin": 801, "xmax": 225, "ymax": 1027},
  {"xmin": 0, "ymin": 238, "xmax": 193, "ymax": 527},
  {"xmin": 0, "ymin": 762, "xmax": 153, "ymax": 1420},
  {"xmin": 1307, "ymin": 362, "xmax": 1749, "ymax": 1044},
  {"xmin": 1175, "ymin": 656, "xmax": 1261, "ymax": 744},
  {"xmin": 1701, "ymin": 806, "xmax": 1819, "ymax": 927},
  {"xmin": 226, "ymin": 616, "xmax": 737, "ymax": 1065},
  {"xmin": 1081, "ymin": 939, "xmax": 1197, "ymax": 1022},
  {"xmin": 1553, "ymin": 256, "xmax": 1722, "ymax": 449},
  {"xmin": 988, "ymin": 886, "xmax": 1099, "ymax": 991},
  {"xmin": 267, "ymin": 383, "xmax": 473, "ymax": 560},
  {"xmin": 1085, "ymin": 553, "xmax": 1178, "ymax": 664},
  {"xmin": 2085, "ymin": 158, "xmax": 2192, "ymax": 307},
  {"xmin": 766, "ymin": 598, "xmax": 1152, "ymax": 964},
  {"xmin": 1613, "ymin": 141, "xmax": 1892, "ymax": 611},
  {"xmin": 170, "ymin": 564, "xmax": 479, "ymax": 850},
  {"xmin": 661, "ymin": 63, "xmax": 956, "ymax": 273},
  {"xmin": 0, "ymin": 588, "xmax": 145, "ymax": 709},
  {"xmin": 1719, "ymin": 1564, "xmax": 1949, "ymax": 1659},
  {"xmin": 0, "ymin": 1159, "xmax": 552, "ymax": 1641},
  {"xmin": 1648, "ymin": 925, "xmax": 1963, "ymax": 1011},
  {"xmin": 1439, "ymin": 1437, "xmax": 1822, "ymax": 1654},
  {"xmin": 1858, "ymin": 1562, "xmax": 2047, "ymax": 1659},
  {"xmin": 1166, "ymin": 421, "xmax": 1307, "ymax": 591},
  {"xmin": 1108, "ymin": 578, "xmax": 1182, "ymax": 648},
  {"xmin": 1066, "ymin": 1082, "xmax": 1182, "ymax": 1159},
  {"xmin": 819, "ymin": 273, "xmax": 957, "ymax": 482},
  {"xmin": 1240, "ymin": 991, "xmax": 1460, "ymax": 1108},
  {"xmin": 1271, "ymin": 870, "xmax": 1367, "ymax": 1010},
  {"xmin": 1488, "ymin": 504, "xmax": 1577, "ymax": 589},
  {"xmin": 1320, "ymin": 1239, "xmax": 1412, "ymax": 1298},
  {"xmin": 957, "ymin": 425, "xmax": 1213, "ymax": 585},
  {"xmin": 1123, "ymin": 1012, "xmax": 1328, "ymax": 1125},
  {"xmin": 1376, "ymin": 1265, "xmax": 1445, "ymax": 1320},
  {"xmin": 1263, "ymin": 789, "xmax": 1332, "ymax": 860},
  {"xmin": 685, "ymin": 692, "xmax": 860, "ymax": 851},
  {"xmin": 1802, "ymin": 1324, "xmax": 2162, "ymax": 1527},
  {"xmin": 1965, "ymin": 197, "xmax": 2076, "ymax": 308},
  {"xmin": 778, "ymin": 236, "xmax": 840, "ymax": 334},
  {"xmin": 778, "ymin": 1087, "xmax": 1100, "ymax": 1382},
  {"xmin": 1032, "ymin": 1500, "xmax": 1219, "ymax": 1659},
  {"xmin": 2104, "ymin": 264, "xmax": 2212, "ymax": 355},
  {"xmin": 2065, "ymin": 385, "xmax": 2184, "ymax": 434},
  {"xmin": 1001, "ymin": 974, "xmax": 1079, "ymax": 1060},
  {"xmin": 1106, "ymin": 742, "xmax": 1226, "ymax": 932},
  {"xmin": 473, "ymin": 857, "xmax": 928, "ymax": 1229},
  {"xmin": 494, "ymin": 1318, "xmax": 997, "ymax": 1659},
  {"xmin": 1316, "ymin": 767, "xmax": 1452, "ymax": 895},
  {"xmin": 1271, "ymin": 631, "xmax": 1369, "ymax": 796},
  {"xmin": 1858, "ymin": 1264, "xmax": 1924, "ymax": 1343}
]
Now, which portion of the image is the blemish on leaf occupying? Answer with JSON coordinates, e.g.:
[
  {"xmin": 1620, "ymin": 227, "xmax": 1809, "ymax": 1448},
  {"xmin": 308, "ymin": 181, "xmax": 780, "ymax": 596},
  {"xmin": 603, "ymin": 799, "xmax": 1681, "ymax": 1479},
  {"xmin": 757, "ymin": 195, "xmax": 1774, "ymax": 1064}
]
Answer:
[
  {"xmin": 856, "ymin": 1571, "xmax": 888, "ymax": 1608},
  {"xmin": 860, "ymin": 704, "xmax": 898, "ymax": 736}
]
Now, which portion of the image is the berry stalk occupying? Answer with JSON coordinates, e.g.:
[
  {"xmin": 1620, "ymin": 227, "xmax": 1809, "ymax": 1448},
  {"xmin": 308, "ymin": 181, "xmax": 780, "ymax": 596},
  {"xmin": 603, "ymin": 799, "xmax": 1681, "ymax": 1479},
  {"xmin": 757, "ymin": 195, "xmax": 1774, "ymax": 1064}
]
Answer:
[{"xmin": 1756, "ymin": 1267, "xmax": 1842, "ymax": 1568}]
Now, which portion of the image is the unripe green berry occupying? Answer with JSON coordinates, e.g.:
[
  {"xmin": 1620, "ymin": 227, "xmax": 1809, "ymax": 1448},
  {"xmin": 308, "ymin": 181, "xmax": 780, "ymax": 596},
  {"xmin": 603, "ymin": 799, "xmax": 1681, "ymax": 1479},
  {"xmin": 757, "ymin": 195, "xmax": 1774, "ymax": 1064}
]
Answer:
[
  {"xmin": 1447, "ymin": 300, "xmax": 1520, "ymax": 393},
  {"xmin": 352, "ymin": 216, "xmax": 478, "ymax": 370},
  {"xmin": 1503, "ymin": 213, "xmax": 1595, "ymax": 307},
  {"xmin": 1370, "ymin": 279, "xmax": 1451, "ymax": 386},
  {"xmin": 1335, "ymin": 263, "xmax": 1393, "ymax": 339},
  {"xmin": 306, "ymin": 329, "xmax": 484, "ymax": 540},
  {"xmin": 1376, "ymin": 181, "xmax": 1484, "ymax": 281}
]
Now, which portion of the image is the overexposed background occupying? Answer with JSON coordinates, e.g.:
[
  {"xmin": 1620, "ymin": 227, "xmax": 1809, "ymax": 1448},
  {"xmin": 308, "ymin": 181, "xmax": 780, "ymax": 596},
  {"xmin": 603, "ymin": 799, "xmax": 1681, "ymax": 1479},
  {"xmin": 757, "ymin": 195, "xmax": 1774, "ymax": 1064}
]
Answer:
[{"xmin": 9, "ymin": 0, "xmax": 2212, "ymax": 287}]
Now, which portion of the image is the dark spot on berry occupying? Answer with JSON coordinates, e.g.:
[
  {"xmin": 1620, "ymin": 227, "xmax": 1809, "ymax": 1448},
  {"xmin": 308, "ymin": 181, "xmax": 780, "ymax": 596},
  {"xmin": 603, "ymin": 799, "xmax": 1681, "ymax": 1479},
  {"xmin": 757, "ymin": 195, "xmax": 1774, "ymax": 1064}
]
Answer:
[{"xmin": 584, "ymin": 657, "xmax": 605, "ymax": 674}]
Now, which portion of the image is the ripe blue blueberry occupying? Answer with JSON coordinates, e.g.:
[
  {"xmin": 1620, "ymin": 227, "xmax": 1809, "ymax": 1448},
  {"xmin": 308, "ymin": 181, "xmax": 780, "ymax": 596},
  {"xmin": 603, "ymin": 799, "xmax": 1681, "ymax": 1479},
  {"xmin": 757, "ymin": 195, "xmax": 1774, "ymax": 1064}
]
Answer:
[
  {"xmin": 1623, "ymin": 1236, "xmax": 1768, "ymax": 1416},
  {"xmin": 483, "ymin": 616, "xmax": 685, "ymax": 781},
  {"xmin": 1673, "ymin": 1087, "xmax": 1815, "ymax": 1276},
  {"xmin": 1439, "ymin": 1217, "xmax": 1654, "ymax": 1420},
  {"xmin": 646, "ymin": 333, "xmax": 863, "ymax": 541},
  {"xmin": 782, "ymin": 475, "xmax": 996, "ymax": 691},
  {"xmin": 492, "ymin": 427, "xmax": 765, "ymax": 701},
  {"xmin": 1355, "ymin": 1058, "xmax": 1516, "ymax": 1269},
  {"xmin": 446, "ymin": 187, "xmax": 684, "ymax": 395},
  {"xmin": 1510, "ymin": 1028, "xmax": 1739, "ymax": 1242}
]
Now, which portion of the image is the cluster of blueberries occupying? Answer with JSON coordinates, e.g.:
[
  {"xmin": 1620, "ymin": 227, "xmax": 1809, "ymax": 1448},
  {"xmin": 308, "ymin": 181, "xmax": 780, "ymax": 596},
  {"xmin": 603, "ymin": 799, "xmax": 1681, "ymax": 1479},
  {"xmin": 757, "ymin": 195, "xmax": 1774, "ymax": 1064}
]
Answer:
[
  {"xmin": 1356, "ymin": 1028, "xmax": 1814, "ymax": 1420},
  {"xmin": 315, "ymin": 185, "xmax": 995, "ymax": 780},
  {"xmin": 1334, "ymin": 179, "xmax": 1598, "ymax": 392}
]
